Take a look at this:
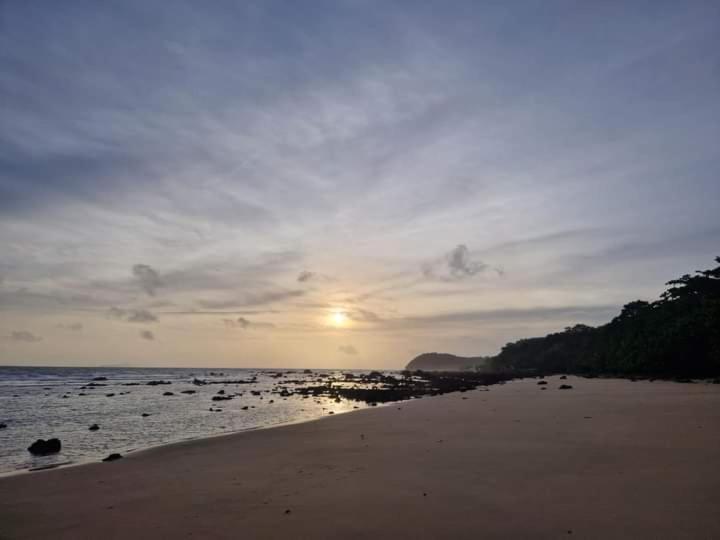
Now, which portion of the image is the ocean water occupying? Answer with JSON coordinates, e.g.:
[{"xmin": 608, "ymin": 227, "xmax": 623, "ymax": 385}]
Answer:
[{"xmin": 0, "ymin": 366, "xmax": 378, "ymax": 475}]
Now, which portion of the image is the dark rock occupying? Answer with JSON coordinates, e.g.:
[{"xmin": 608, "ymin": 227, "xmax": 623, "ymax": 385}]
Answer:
[
  {"xmin": 212, "ymin": 395, "xmax": 233, "ymax": 401},
  {"xmin": 92, "ymin": 376, "xmax": 108, "ymax": 381},
  {"xmin": 560, "ymin": 375, "xmax": 567, "ymax": 380},
  {"xmin": 28, "ymin": 438, "xmax": 62, "ymax": 455},
  {"xmin": 141, "ymin": 413, "xmax": 151, "ymax": 417},
  {"xmin": 102, "ymin": 453, "xmax": 123, "ymax": 462},
  {"xmin": 163, "ymin": 391, "xmax": 174, "ymax": 396},
  {"xmin": 180, "ymin": 390, "xmax": 196, "ymax": 395},
  {"xmin": 217, "ymin": 389, "xmax": 225, "ymax": 395},
  {"xmin": 0, "ymin": 423, "xmax": 7, "ymax": 429},
  {"xmin": 559, "ymin": 384, "xmax": 573, "ymax": 390},
  {"xmin": 88, "ymin": 424, "xmax": 100, "ymax": 431},
  {"xmin": 537, "ymin": 381, "xmax": 548, "ymax": 385},
  {"xmin": 105, "ymin": 393, "xmax": 115, "ymax": 397},
  {"xmin": 147, "ymin": 380, "xmax": 172, "ymax": 386}
]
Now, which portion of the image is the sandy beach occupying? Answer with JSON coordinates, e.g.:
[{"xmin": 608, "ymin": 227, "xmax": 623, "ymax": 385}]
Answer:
[{"xmin": 1, "ymin": 376, "xmax": 719, "ymax": 539}]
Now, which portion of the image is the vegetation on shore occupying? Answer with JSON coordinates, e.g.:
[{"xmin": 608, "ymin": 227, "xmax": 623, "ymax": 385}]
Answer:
[{"xmin": 410, "ymin": 257, "xmax": 720, "ymax": 378}]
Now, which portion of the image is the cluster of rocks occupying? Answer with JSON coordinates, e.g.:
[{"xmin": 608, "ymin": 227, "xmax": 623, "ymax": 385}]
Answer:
[{"xmin": 288, "ymin": 371, "xmax": 514, "ymax": 404}]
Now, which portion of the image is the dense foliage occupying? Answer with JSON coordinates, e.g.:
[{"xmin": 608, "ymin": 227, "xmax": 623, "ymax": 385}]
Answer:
[{"xmin": 491, "ymin": 257, "xmax": 720, "ymax": 377}]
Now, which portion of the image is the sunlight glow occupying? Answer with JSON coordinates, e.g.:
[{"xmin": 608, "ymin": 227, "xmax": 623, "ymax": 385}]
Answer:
[{"xmin": 329, "ymin": 310, "xmax": 348, "ymax": 327}]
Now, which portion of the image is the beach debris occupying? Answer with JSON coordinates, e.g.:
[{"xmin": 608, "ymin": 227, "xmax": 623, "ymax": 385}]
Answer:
[
  {"xmin": 28, "ymin": 438, "xmax": 62, "ymax": 455},
  {"xmin": 102, "ymin": 453, "xmax": 123, "ymax": 462},
  {"xmin": 559, "ymin": 384, "xmax": 573, "ymax": 390},
  {"xmin": 88, "ymin": 424, "xmax": 100, "ymax": 431}
]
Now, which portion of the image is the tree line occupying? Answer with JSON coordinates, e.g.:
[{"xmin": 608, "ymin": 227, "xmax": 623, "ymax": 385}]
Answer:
[{"xmin": 490, "ymin": 257, "xmax": 720, "ymax": 378}]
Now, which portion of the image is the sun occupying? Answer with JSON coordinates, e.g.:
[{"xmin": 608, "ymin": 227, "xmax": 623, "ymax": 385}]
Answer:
[{"xmin": 329, "ymin": 310, "xmax": 348, "ymax": 327}]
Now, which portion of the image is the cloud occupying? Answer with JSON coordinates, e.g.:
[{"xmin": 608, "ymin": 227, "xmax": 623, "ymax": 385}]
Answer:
[
  {"xmin": 338, "ymin": 345, "xmax": 357, "ymax": 355},
  {"xmin": 297, "ymin": 271, "xmax": 315, "ymax": 282},
  {"xmin": 8, "ymin": 330, "xmax": 42, "ymax": 343},
  {"xmin": 197, "ymin": 289, "xmax": 304, "ymax": 309},
  {"xmin": 58, "ymin": 322, "xmax": 83, "ymax": 331},
  {"xmin": 107, "ymin": 307, "xmax": 158, "ymax": 323},
  {"xmin": 422, "ymin": 244, "xmax": 489, "ymax": 281},
  {"xmin": 126, "ymin": 309, "xmax": 158, "ymax": 323},
  {"xmin": 347, "ymin": 308, "xmax": 382, "ymax": 323},
  {"xmin": 140, "ymin": 330, "xmax": 155, "ymax": 340},
  {"xmin": 132, "ymin": 264, "xmax": 163, "ymax": 296},
  {"xmin": 388, "ymin": 304, "xmax": 620, "ymax": 329},
  {"xmin": 223, "ymin": 317, "xmax": 275, "ymax": 329}
]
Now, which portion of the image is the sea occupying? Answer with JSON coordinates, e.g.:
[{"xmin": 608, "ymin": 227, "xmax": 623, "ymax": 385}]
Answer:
[{"xmin": 0, "ymin": 366, "xmax": 378, "ymax": 475}]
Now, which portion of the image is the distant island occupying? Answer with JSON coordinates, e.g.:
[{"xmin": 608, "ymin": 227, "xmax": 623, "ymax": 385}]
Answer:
[
  {"xmin": 405, "ymin": 352, "xmax": 491, "ymax": 371},
  {"xmin": 407, "ymin": 256, "xmax": 720, "ymax": 378}
]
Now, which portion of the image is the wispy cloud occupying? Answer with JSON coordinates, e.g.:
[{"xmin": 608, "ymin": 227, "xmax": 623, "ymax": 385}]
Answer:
[
  {"xmin": 107, "ymin": 307, "xmax": 158, "ymax": 323},
  {"xmin": 223, "ymin": 317, "xmax": 275, "ymax": 329},
  {"xmin": 338, "ymin": 345, "xmax": 357, "ymax": 355},
  {"xmin": 422, "ymin": 245, "xmax": 489, "ymax": 281},
  {"xmin": 132, "ymin": 264, "xmax": 163, "ymax": 296},
  {"xmin": 8, "ymin": 330, "xmax": 42, "ymax": 343}
]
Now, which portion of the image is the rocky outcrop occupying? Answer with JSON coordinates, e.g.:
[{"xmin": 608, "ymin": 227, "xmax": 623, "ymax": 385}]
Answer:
[
  {"xmin": 28, "ymin": 438, "xmax": 62, "ymax": 455},
  {"xmin": 406, "ymin": 353, "xmax": 490, "ymax": 372}
]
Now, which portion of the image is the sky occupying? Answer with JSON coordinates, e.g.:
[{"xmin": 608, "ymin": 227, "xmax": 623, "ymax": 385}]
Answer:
[{"xmin": 1, "ymin": 1, "xmax": 719, "ymax": 368}]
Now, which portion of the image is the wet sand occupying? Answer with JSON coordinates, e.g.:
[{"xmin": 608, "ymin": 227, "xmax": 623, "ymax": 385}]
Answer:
[{"xmin": 1, "ymin": 376, "xmax": 719, "ymax": 539}]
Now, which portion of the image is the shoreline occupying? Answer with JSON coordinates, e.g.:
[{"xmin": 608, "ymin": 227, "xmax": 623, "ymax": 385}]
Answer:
[
  {"xmin": 2, "ymin": 376, "xmax": 719, "ymax": 539},
  {"xmin": 0, "ymin": 399, "xmax": 393, "ymax": 479}
]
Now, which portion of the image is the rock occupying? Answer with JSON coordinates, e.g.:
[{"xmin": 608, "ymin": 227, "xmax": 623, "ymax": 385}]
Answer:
[
  {"xmin": 560, "ymin": 375, "xmax": 567, "ymax": 380},
  {"xmin": 105, "ymin": 393, "xmax": 115, "ymax": 397},
  {"xmin": 102, "ymin": 453, "xmax": 123, "ymax": 462},
  {"xmin": 537, "ymin": 381, "xmax": 548, "ymax": 385},
  {"xmin": 163, "ymin": 391, "xmax": 174, "ymax": 396},
  {"xmin": 559, "ymin": 384, "xmax": 573, "ymax": 390},
  {"xmin": 141, "ymin": 413, "xmax": 151, "ymax": 417},
  {"xmin": 212, "ymin": 395, "xmax": 232, "ymax": 401},
  {"xmin": 147, "ymin": 380, "xmax": 172, "ymax": 386},
  {"xmin": 217, "ymin": 389, "xmax": 225, "ymax": 395},
  {"xmin": 88, "ymin": 424, "xmax": 100, "ymax": 431},
  {"xmin": 0, "ymin": 423, "xmax": 7, "ymax": 429},
  {"xmin": 180, "ymin": 390, "xmax": 196, "ymax": 395},
  {"xmin": 92, "ymin": 376, "xmax": 108, "ymax": 381},
  {"xmin": 28, "ymin": 438, "xmax": 62, "ymax": 455}
]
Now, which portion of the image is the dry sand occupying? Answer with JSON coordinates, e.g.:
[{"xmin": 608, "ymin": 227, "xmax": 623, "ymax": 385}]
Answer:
[{"xmin": 1, "ymin": 376, "xmax": 719, "ymax": 539}]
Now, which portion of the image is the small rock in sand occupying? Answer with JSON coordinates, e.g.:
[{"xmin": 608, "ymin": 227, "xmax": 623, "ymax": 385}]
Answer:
[
  {"xmin": 102, "ymin": 453, "xmax": 123, "ymax": 462},
  {"xmin": 559, "ymin": 384, "xmax": 573, "ymax": 390},
  {"xmin": 88, "ymin": 424, "xmax": 100, "ymax": 431}
]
